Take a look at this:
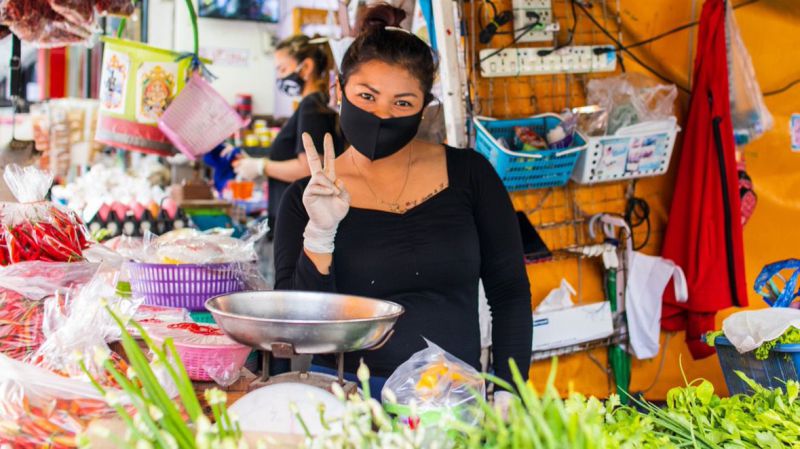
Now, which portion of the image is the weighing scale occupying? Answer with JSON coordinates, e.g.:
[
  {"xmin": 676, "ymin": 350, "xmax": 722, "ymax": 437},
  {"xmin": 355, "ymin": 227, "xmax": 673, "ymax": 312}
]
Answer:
[{"xmin": 205, "ymin": 291, "xmax": 404, "ymax": 395}]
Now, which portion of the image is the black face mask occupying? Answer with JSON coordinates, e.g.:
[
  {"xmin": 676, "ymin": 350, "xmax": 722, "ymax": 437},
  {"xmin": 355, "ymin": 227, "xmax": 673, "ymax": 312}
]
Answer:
[
  {"xmin": 338, "ymin": 90, "xmax": 424, "ymax": 161},
  {"xmin": 277, "ymin": 66, "xmax": 305, "ymax": 97}
]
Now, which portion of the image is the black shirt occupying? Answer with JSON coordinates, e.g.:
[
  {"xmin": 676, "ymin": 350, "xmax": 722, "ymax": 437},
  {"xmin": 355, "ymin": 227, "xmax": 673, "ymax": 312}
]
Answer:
[
  {"xmin": 268, "ymin": 92, "xmax": 342, "ymax": 223},
  {"xmin": 274, "ymin": 147, "xmax": 532, "ymax": 384}
]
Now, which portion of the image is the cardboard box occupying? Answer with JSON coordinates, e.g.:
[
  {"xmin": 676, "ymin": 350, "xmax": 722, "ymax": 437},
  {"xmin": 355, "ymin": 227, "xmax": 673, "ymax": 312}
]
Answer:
[{"xmin": 532, "ymin": 301, "xmax": 614, "ymax": 352}]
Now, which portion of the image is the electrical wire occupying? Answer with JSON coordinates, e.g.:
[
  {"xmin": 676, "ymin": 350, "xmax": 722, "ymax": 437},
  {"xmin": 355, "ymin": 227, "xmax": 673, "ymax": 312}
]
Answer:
[
  {"xmin": 536, "ymin": 0, "xmax": 578, "ymax": 57},
  {"xmin": 575, "ymin": 2, "xmax": 692, "ymax": 93},
  {"xmin": 477, "ymin": 18, "xmax": 543, "ymax": 64},
  {"xmin": 763, "ymin": 78, "xmax": 800, "ymax": 97},
  {"xmin": 625, "ymin": 196, "xmax": 651, "ymax": 251}
]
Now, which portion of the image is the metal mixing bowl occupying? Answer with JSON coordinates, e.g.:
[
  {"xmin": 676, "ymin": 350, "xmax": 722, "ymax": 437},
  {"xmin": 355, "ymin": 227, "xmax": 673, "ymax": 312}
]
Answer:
[{"xmin": 205, "ymin": 291, "xmax": 404, "ymax": 355}]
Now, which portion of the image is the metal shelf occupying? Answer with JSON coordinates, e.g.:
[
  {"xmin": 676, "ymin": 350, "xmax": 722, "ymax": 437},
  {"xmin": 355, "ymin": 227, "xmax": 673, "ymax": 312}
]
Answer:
[{"xmin": 531, "ymin": 326, "xmax": 628, "ymax": 362}]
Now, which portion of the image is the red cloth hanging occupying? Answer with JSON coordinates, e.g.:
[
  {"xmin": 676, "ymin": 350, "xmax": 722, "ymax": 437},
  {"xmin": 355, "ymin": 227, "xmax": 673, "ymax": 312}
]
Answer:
[{"xmin": 661, "ymin": 0, "xmax": 748, "ymax": 359}]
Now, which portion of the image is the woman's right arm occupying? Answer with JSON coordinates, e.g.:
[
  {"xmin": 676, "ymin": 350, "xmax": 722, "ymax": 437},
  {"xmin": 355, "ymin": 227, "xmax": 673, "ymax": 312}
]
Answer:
[
  {"xmin": 273, "ymin": 181, "xmax": 336, "ymax": 291},
  {"xmin": 274, "ymin": 133, "xmax": 349, "ymax": 291}
]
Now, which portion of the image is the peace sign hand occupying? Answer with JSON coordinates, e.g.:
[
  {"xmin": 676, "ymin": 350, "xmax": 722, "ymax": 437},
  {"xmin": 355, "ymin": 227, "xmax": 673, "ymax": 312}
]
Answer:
[{"xmin": 301, "ymin": 133, "xmax": 350, "ymax": 254}]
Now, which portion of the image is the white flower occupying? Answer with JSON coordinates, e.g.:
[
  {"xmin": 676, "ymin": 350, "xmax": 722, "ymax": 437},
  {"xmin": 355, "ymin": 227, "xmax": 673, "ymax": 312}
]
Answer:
[
  {"xmin": 205, "ymin": 388, "xmax": 228, "ymax": 406},
  {"xmin": 357, "ymin": 362, "xmax": 370, "ymax": 383},
  {"xmin": 93, "ymin": 346, "xmax": 111, "ymax": 367},
  {"xmin": 383, "ymin": 388, "xmax": 397, "ymax": 404},
  {"xmin": 127, "ymin": 366, "xmax": 137, "ymax": 380},
  {"xmin": 196, "ymin": 416, "xmax": 213, "ymax": 435},
  {"xmin": 160, "ymin": 431, "xmax": 179, "ymax": 449},
  {"xmin": 330, "ymin": 382, "xmax": 346, "ymax": 401},
  {"xmin": 135, "ymin": 440, "xmax": 153, "ymax": 449},
  {"xmin": 148, "ymin": 405, "xmax": 164, "ymax": 421},
  {"xmin": 104, "ymin": 391, "xmax": 122, "ymax": 407}
]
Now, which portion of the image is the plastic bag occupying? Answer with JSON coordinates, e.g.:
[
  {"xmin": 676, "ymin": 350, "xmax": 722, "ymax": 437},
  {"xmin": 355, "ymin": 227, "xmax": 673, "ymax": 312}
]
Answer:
[
  {"xmin": 31, "ymin": 273, "xmax": 143, "ymax": 385},
  {"xmin": 1, "ymin": 0, "xmax": 94, "ymax": 47},
  {"xmin": 535, "ymin": 279, "xmax": 576, "ymax": 313},
  {"xmin": 139, "ymin": 220, "xmax": 269, "ymax": 264},
  {"xmin": 721, "ymin": 308, "xmax": 800, "ymax": 353},
  {"xmin": 0, "ymin": 353, "xmax": 120, "ymax": 449},
  {"xmin": 0, "ymin": 165, "xmax": 91, "ymax": 265},
  {"xmin": 382, "ymin": 340, "xmax": 484, "ymax": 425},
  {"xmin": 585, "ymin": 73, "xmax": 678, "ymax": 135},
  {"xmin": 753, "ymin": 259, "xmax": 800, "ymax": 308},
  {"xmin": 726, "ymin": 2, "xmax": 773, "ymax": 146},
  {"xmin": 94, "ymin": 0, "xmax": 136, "ymax": 17},
  {"xmin": 0, "ymin": 261, "xmax": 98, "ymax": 360},
  {"xmin": 48, "ymin": 0, "xmax": 94, "ymax": 27}
]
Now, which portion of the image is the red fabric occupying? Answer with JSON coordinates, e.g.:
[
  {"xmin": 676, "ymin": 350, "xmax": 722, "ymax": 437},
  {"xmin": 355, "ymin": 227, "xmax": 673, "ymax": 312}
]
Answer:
[{"xmin": 661, "ymin": 0, "xmax": 748, "ymax": 359}]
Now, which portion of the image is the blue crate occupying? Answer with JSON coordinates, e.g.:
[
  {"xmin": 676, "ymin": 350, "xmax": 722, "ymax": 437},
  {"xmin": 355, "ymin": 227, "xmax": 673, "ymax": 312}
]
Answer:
[
  {"xmin": 714, "ymin": 336, "xmax": 800, "ymax": 395},
  {"xmin": 473, "ymin": 114, "xmax": 587, "ymax": 191}
]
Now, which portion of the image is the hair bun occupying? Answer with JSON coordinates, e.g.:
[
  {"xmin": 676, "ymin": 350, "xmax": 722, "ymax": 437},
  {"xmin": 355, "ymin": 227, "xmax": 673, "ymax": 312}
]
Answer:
[{"xmin": 357, "ymin": 3, "xmax": 406, "ymax": 32}]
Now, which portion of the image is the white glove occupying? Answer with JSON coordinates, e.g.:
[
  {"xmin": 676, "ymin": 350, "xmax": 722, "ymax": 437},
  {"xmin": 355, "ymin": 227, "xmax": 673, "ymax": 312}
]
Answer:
[
  {"xmin": 494, "ymin": 391, "xmax": 515, "ymax": 420},
  {"xmin": 302, "ymin": 132, "xmax": 350, "ymax": 254},
  {"xmin": 233, "ymin": 157, "xmax": 266, "ymax": 181}
]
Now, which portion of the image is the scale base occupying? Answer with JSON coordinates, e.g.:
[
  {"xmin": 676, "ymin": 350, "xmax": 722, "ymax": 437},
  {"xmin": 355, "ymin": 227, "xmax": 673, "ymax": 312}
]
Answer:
[{"xmin": 248, "ymin": 371, "xmax": 358, "ymax": 396}]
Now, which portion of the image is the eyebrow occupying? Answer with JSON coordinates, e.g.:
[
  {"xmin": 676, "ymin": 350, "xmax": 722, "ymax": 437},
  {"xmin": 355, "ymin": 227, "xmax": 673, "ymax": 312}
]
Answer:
[{"xmin": 357, "ymin": 83, "xmax": 419, "ymax": 99}]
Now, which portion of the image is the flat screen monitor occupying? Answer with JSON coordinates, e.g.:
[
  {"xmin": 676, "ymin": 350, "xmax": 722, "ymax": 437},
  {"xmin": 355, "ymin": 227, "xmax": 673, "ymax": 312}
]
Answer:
[{"xmin": 197, "ymin": 0, "xmax": 279, "ymax": 23}]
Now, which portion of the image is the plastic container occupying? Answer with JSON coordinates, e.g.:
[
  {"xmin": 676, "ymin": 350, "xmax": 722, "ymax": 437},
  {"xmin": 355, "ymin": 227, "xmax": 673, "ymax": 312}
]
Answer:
[
  {"xmin": 188, "ymin": 311, "xmax": 259, "ymax": 372},
  {"xmin": 127, "ymin": 262, "xmax": 250, "ymax": 311},
  {"xmin": 229, "ymin": 181, "xmax": 255, "ymax": 200},
  {"xmin": 713, "ymin": 336, "xmax": 800, "ymax": 395},
  {"xmin": 148, "ymin": 323, "xmax": 251, "ymax": 382},
  {"xmin": 571, "ymin": 119, "xmax": 680, "ymax": 185},
  {"xmin": 158, "ymin": 74, "xmax": 249, "ymax": 160},
  {"xmin": 473, "ymin": 114, "xmax": 587, "ymax": 191}
]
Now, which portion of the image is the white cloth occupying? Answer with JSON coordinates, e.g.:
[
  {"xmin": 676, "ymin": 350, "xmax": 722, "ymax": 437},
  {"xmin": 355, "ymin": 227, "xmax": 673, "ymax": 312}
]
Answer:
[
  {"xmin": 478, "ymin": 280, "xmax": 492, "ymax": 349},
  {"xmin": 722, "ymin": 308, "xmax": 800, "ymax": 353},
  {"xmin": 625, "ymin": 251, "xmax": 688, "ymax": 360}
]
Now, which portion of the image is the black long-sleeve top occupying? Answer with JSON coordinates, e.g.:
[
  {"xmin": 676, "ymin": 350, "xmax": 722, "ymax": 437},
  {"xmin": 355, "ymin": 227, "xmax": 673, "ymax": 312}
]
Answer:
[{"xmin": 274, "ymin": 146, "xmax": 532, "ymax": 383}]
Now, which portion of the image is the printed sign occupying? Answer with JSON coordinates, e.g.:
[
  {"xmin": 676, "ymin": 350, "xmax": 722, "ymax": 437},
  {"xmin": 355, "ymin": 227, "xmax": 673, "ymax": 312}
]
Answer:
[
  {"xmin": 99, "ymin": 50, "xmax": 129, "ymax": 114},
  {"xmin": 135, "ymin": 62, "xmax": 178, "ymax": 124},
  {"xmin": 199, "ymin": 47, "xmax": 250, "ymax": 68}
]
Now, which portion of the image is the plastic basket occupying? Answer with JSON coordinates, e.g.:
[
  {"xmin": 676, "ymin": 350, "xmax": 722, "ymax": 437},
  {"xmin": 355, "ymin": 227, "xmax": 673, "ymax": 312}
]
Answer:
[
  {"xmin": 473, "ymin": 114, "xmax": 587, "ymax": 191},
  {"xmin": 188, "ymin": 311, "xmax": 259, "ymax": 372},
  {"xmin": 158, "ymin": 74, "xmax": 249, "ymax": 161},
  {"xmin": 152, "ymin": 332, "xmax": 251, "ymax": 382},
  {"xmin": 128, "ymin": 262, "xmax": 251, "ymax": 311},
  {"xmin": 571, "ymin": 119, "xmax": 680, "ymax": 185},
  {"xmin": 713, "ymin": 336, "xmax": 800, "ymax": 395}
]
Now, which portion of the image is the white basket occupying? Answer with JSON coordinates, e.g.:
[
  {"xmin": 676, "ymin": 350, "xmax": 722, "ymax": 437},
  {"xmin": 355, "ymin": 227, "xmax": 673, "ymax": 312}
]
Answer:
[{"xmin": 571, "ymin": 119, "xmax": 680, "ymax": 185}]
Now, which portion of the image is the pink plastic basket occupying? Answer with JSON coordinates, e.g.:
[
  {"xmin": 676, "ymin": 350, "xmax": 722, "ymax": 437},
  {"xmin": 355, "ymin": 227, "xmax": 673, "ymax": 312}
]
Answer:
[
  {"xmin": 127, "ymin": 262, "xmax": 251, "ymax": 311},
  {"xmin": 149, "ymin": 323, "xmax": 251, "ymax": 382},
  {"xmin": 158, "ymin": 74, "xmax": 249, "ymax": 160}
]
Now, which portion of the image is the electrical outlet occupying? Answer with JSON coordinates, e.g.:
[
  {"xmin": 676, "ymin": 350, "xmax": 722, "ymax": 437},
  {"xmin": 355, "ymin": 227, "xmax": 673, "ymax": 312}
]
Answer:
[
  {"xmin": 512, "ymin": 0, "xmax": 553, "ymax": 43},
  {"xmin": 479, "ymin": 46, "xmax": 617, "ymax": 77}
]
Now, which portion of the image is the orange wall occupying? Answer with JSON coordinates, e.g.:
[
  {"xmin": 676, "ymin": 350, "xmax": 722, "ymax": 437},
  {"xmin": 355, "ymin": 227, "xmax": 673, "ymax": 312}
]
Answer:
[{"xmin": 467, "ymin": 0, "xmax": 800, "ymax": 399}]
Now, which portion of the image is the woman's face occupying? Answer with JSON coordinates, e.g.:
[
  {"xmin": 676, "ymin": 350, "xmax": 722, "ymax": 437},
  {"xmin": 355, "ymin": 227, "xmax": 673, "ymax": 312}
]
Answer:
[
  {"xmin": 343, "ymin": 60, "xmax": 426, "ymax": 119},
  {"xmin": 275, "ymin": 48, "xmax": 302, "ymax": 79}
]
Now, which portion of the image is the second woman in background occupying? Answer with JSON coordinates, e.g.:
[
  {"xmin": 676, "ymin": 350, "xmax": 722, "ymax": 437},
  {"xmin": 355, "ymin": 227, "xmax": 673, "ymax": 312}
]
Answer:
[{"xmin": 234, "ymin": 35, "xmax": 343, "ymax": 235}]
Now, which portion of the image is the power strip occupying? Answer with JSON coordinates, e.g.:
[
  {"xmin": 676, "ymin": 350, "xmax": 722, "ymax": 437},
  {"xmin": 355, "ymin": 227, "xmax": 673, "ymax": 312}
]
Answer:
[
  {"xmin": 479, "ymin": 45, "xmax": 617, "ymax": 77},
  {"xmin": 513, "ymin": 0, "xmax": 553, "ymax": 43}
]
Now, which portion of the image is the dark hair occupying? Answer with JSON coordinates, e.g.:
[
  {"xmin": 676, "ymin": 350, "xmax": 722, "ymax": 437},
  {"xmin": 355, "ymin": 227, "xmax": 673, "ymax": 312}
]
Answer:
[
  {"xmin": 341, "ymin": 3, "xmax": 437, "ymax": 102},
  {"xmin": 276, "ymin": 34, "xmax": 332, "ymax": 95}
]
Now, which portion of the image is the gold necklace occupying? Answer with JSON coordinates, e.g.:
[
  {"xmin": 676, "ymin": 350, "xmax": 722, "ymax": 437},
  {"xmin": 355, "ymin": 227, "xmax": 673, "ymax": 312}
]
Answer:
[{"xmin": 351, "ymin": 149, "xmax": 413, "ymax": 213}]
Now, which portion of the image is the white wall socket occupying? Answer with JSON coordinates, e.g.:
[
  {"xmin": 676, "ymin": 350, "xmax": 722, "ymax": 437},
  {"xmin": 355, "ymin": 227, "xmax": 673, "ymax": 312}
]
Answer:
[
  {"xmin": 479, "ymin": 45, "xmax": 618, "ymax": 77},
  {"xmin": 513, "ymin": 0, "xmax": 553, "ymax": 43}
]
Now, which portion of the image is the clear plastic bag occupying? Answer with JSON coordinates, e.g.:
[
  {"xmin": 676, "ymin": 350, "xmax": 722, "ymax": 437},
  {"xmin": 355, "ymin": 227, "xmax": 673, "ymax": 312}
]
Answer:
[
  {"xmin": 31, "ymin": 273, "xmax": 143, "ymax": 384},
  {"xmin": 139, "ymin": 220, "xmax": 269, "ymax": 264},
  {"xmin": 94, "ymin": 0, "xmax": 135, "ymax": 17},
  {"xmin": 585, "ymin": 73, "xmax": 678, "ymax": 135},
  {"xmin": 382, "ymin": 340, "xmax": 485, "ymax": 425},
  {"xmin": 726, "ymin": 1, "xmax": 773, "ymax": 146},
  {"xmin": 47, "ymin": 0, "xmax": 94, "ymax": 28},
  {"xmin": 0, "ymin": 261, "xmax": 98, "ymax": 360},
  {"xmin": 1, "ymin": 0, "xmax": 94, "ymax": 47},
  {"xmin": 0, "ymin": 165, "xmax": 91, "ymax": 265},
  {"xmin": 0, "ymin": 353, "xmax": 120, "ymax": 449}
]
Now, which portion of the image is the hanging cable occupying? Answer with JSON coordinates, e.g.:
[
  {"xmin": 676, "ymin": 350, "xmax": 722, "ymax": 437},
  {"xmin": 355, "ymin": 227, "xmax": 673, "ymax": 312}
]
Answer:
[
  {"xmin": 536, "ymin": 0, "xmax": 578, "ymax": 57},
  {"xmin": 477, "ymin": 17, "xmax": 542, "ymax": 64},
  {"xmin": 763, "ymin": 78, "xmax": 800, "ymax": 97},
  {"xmin": 576, "ymin": 2, "xmax": 692, "ymax": 93}
]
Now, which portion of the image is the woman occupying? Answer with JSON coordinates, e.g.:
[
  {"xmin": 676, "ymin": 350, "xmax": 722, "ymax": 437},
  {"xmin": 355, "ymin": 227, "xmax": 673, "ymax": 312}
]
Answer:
[
  {"xmin": 274, "ymin": 4, "xmax": 532, "ymax": 395},
  {"xmin": 234, "ymin": 35, "xmax": 343, "ymax": 233}
]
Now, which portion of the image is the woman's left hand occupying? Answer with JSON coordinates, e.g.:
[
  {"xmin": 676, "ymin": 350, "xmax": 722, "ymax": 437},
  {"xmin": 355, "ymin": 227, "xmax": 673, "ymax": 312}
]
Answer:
[{"xmin": 233, "ymin": 157, "xmax": 267, "ymax": 181}]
